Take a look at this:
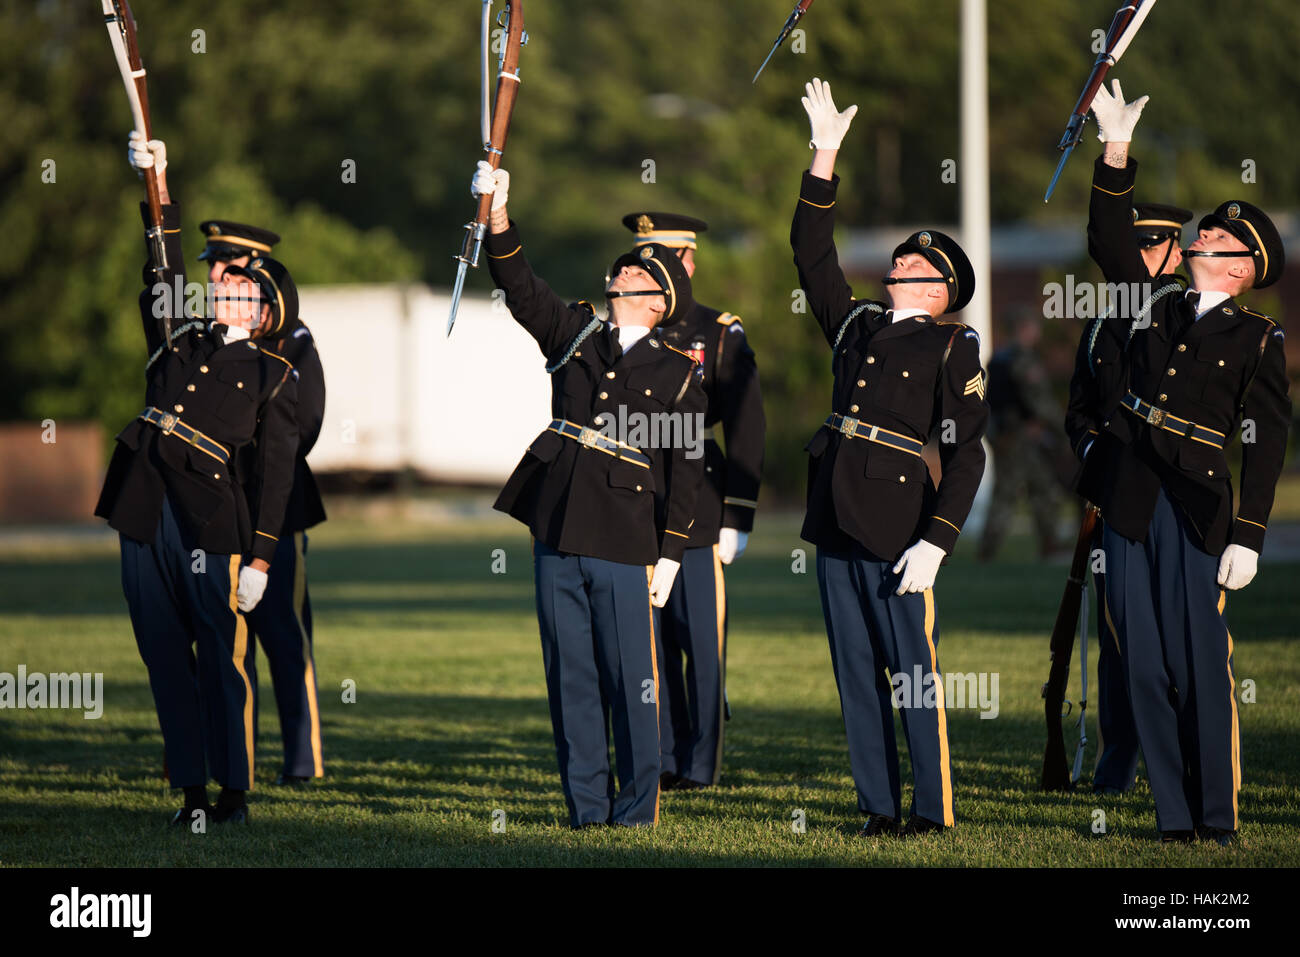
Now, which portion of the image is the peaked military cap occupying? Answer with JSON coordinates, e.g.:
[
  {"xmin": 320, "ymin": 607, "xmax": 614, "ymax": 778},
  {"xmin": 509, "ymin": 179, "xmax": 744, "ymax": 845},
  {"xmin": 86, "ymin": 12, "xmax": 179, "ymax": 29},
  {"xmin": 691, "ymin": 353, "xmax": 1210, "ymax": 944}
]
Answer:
[
  {"xmin": 1196, "ymin": 200, "xmax": 1285, "ymax": 289},
  {"xmin": 223, "ymin": 256, "xmax": 299, "ymax": 338},
  {"xmin": 1132, "ymin": 202, "xmax": 1192, "ymax": 248},
  {"xmin": 622, "ymin": 211, "xmax": 709, "ymax": 250},
  {"xmin": 197, "ymin": 220, "xmax": 281, "ymax": 262},
  {"xmin": 607, "ymin": 242, "xmax": 694, "ymax": 326},
  {"xmin": 889, "ymin": 229, "xmax": 975, "ymax": 313}
]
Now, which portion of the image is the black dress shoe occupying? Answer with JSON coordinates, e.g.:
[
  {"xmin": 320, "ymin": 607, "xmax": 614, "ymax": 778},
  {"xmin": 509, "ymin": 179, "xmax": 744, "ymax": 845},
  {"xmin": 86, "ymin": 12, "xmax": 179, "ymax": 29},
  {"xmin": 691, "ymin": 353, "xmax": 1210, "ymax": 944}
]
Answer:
[
  {"xmin": 275, "ymin": 773, "xmax": 312, "ymax": 786},
  {"xmin": 1197, "ymin": 827, "xmax": 1237, "ymax": 846},
  {"xmin": 860, "ymin": 814, "xmax": 901, "ymax": 836},
  {"xmin": 659, "ymin": 771, "xmax": 680, "ymax": 791},
  {"xmin": 674, "ymin": 777, "xmax": 708, "ymax": 791},
  {"xmin": 572, "ymin": 821, "xmax": 607, "ymax": 830},
  {"xmin": 169, "ymin": 805, "xmax": 211, "ymax": 828},
  {"xmin": 902, "ymin": 816, "xmax": 946, "ymax": 837},
  {"xmin": 212, "ymin": 804, "xmax": 249, "ymax": 825},
  {"xmin": 1160, "ymin": 829, "xmax": 1195, "ymax": 844}
]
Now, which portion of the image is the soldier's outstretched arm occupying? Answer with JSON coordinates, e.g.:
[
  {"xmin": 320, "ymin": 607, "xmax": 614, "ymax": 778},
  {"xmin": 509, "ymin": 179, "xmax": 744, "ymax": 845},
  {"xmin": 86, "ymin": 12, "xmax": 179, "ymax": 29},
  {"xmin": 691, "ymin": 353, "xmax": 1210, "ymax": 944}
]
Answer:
[
  {"xmin": 473, "ymin": 163, "xmax": 594, "ymax": 360},
  {"xmin": 790, "ymin": 78, "xmax": 863, "ymax": 346},
  {"xmin": 1086, "ymin": 81, "xmax": 1151, "ymax": 285}
]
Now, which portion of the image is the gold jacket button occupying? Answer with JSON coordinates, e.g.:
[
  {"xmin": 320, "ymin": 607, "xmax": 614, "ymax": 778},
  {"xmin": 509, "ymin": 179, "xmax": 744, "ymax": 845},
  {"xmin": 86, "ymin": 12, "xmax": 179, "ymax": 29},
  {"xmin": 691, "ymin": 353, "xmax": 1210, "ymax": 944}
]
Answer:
[
  {"xmin": 1177, "ymin": 344, "xmax": 1187, "ymax": 352},
  {"xmin": 866, "ymin": 356, "xmax": 876, "ymax": 364},
  {"xmin": 1208, "ymin": 469, "xmax": 1215, "ymax": 476},
  {"xmin": 902, "ymin": 370, "xmax": 910, "ymax": 378},
  {"xmin": 644, "ymin": 388, "xmax": 652, "ymax": 396},
  {"xmin": 856, "ymin": 379, "xmax": 866, "ymax": 387},
  {"xmin": 1158, "ymin": 393, "xmax": 1168, "ymax": 402},
  {"xmin": 605, "ymin": 371, "xmax": 615, "ymax": 379},
  {"xmin": 898, "ymin": 475, "xmax": 906, "ymax": 483},
  {"xmin": 1217, "ymin": 359, "xmax": 1225, "ymax": 367},
  {"xmin": 199, "ymin": 365, "xmax": 209, "ymax": 373},
  {"xmin": 173, "ymin": 404, "xmax": 183, "ymax": 413},
  {"xmin": 594, "ymin": 416, "xmax": 604, "ymax": 426},
  {"xmin": 574, "ymin": 350, "xmax": 582, "ymax": 357},
  {"xmin": 237, "ymin": 381, "xmax": 244, "ymax": 388},
  {"xmin": 1167, "ymin": 368, "xmax": 1176, "ymax": 376},
  {"xmin": 599, "ymin": 391, "xmax": 609, "ymax": 400},
  {"xmin": 187, "ymin": 384, "xmax": 196, "ymax": 392},
  {"xmin": 213, "ymin": 473, "xmax": 221, "ymax": 479},
  {"xmin": 850, "ymin": 404, "xmax": 859, "ymax": 413},
  {"xmin": 635, "ymin": 485, "xmax": 643, "ymax": 492}
]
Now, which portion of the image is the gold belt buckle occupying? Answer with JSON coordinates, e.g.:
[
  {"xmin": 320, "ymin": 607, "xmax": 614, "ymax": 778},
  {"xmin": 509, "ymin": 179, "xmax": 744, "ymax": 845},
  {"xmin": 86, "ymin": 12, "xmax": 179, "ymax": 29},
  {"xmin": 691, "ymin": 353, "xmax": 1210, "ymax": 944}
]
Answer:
[
  {"xmin": 159, "ymin": 412, "xmax": 178, "ymax": 434},
  {"xmin": 838, "ymin": 415, "xmax": 860, "ymax": 437},
  {"xmin": 578, "ymin": 427, "xmax": 600, "ymax": 448},
  {"xmin": 1145, "ymin": 405, "xmax": 1166, "ymax": 428}
]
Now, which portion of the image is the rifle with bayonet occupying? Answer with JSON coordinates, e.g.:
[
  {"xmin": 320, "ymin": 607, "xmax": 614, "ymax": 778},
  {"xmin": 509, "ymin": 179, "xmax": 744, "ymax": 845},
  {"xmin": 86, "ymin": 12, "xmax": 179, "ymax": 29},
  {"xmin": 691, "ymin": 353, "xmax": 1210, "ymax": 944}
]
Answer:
[
  {"xmin": 447, "ymin": 0, "xmax": 527, "ymax": 336},
  {"xmin": 753, "ymin": 0, "xmax": 816, "ymax": 84},
  {"xmin": 1041, "ymin": 504, "xmax": 1100, "ymax": 791},
  {"xmin": 1043, "ymin": 0, "xmax": 1159, "ymax": 203}
]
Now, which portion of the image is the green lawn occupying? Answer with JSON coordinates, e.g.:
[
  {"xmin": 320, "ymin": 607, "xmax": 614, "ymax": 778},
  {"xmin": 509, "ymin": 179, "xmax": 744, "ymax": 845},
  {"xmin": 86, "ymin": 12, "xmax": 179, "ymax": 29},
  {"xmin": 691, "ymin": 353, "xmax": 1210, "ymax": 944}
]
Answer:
[{"xmin": 1, "ymin": 508, "xmax": 1297, "ymax": 867}]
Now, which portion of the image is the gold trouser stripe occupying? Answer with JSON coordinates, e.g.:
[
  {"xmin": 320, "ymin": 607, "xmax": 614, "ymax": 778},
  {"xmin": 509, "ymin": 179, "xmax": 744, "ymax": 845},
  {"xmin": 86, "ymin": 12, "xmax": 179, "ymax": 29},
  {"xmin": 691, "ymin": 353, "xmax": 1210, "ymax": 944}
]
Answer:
[
  {"xmin": 1103, "ymin": 591, "xmax": 1121, "ymax": 656},
  {"xmin": 711, "ymin": 544, "xmax": 727, "ymax": 786},
  {"xmin": 647, "ymin": 565, "xmax": 661, "ymax": 825},
  {"xmin": 292, "ymin": 532, "xmax": 324, "ymax": 777},
  {"xmin": 227, "ymin": 556, "xmax": 255, "ymax": 790},
  {"xmin": 1219, "ymin": 589, "xmax": 1240, "ymax": 829},
  {"xmin": 923, "ymin": 588, "xmax": 955, "ymax": 826}
]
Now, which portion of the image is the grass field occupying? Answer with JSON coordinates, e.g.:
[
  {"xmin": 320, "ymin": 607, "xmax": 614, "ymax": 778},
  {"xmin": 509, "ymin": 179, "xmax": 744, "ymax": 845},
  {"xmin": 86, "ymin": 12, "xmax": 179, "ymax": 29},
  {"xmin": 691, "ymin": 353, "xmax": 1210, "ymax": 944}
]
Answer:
[{"xmin": 2, "ymin": 505, "xmax": 1298, "ymax": 867}]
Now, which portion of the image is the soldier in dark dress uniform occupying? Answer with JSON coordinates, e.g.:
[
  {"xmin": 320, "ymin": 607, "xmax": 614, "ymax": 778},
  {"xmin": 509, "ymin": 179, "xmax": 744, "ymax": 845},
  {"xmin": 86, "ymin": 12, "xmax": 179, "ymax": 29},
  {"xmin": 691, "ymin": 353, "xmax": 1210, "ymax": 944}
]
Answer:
[
  {"xmin": 97, "ymin": 134, "xmax": 301, "ymax": 825},
  {"xmin": 1075, "ymin": 82, "xmax": 1290, "ymax": 844},
  {"xmin": 621, "ymin": 211, "xmax": 766, "ymax": 790},
  {"xmin": 470, "ymin": 162, "xmax": 707, "ymax": 828},
  {"xmin": 197, "ymin": 223, "xmax": 329, "ymax": 785},
  {"xmin": 789, "ymin": 79, "xmax": 989, "ymax": 836},
  {"xmin": 1066, "ymin": 200, "xmax": 1192, "ymax": 796}
]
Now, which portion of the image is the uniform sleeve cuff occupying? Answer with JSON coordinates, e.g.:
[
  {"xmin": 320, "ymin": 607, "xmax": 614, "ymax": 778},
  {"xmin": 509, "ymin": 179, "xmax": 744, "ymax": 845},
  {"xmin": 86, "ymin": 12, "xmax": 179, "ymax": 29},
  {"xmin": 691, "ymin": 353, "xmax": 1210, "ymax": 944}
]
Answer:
[
  {"xmin": 721, "ymin": 500, "xmax": 757, "ymax": 532},
  {"xmin": 660, "ymin": 531, "xmax": 689, "ymax": 564},
  {"xmin": 799, "ymin": 169, "xmax": 839, "ymax": 206},
  {"xmin": 484, "ymin": 222, "xmax": 523, "ymax": 259},
  {"xmin": 1091, "ymin": 154, "xmax": 1136, "ymax": 194},
  {"xmin": 1230, "ymin": 517, "xmax": 1266, "ymax": 552},
  {"xmin": 921, "ymin": 516, "xmax": 961, "ymax": 554}
]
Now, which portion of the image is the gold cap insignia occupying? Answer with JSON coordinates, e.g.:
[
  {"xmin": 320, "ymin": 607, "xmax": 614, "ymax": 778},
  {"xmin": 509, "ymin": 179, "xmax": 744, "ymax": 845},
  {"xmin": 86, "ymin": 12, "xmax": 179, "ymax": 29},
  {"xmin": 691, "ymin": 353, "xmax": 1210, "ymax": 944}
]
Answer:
[
  {"xmin": 207, "ymin": 224, "xmax": 220, "ymax": 235},
  {"xmin": 918, "ymin": 231, "xmax": 932, "ymax": 247},
  {"xmin": 1227, "ymin": 203, "xmax": 1241, "ymax": 219},
  {"xmin": 640, "ymin": 245, "xmax": 654, "ymax": 260},
  {"xmin": 635, "ymin": 214, "xmax": 654, "ymax": 234}
]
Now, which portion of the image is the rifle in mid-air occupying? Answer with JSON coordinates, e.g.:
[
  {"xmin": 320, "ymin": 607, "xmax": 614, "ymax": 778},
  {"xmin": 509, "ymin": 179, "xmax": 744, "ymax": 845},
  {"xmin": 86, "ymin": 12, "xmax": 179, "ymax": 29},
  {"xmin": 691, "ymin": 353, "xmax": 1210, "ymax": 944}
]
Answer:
[
  {"xmin": 1043, "ymin": 0, "xmax": 1159, "ymax": 202},
  {"xmin": 1041, "ymin": 504, "xmax": 1100, "ymax": 791},
  {"xmin": 752, "ymin": 0, "xmax": 816, "ymax": 84},
  {"xmin": 102, "ymin": 0, "xmax": 172, "ymax": 342},
  {"xmin": 447, "ymin": 0, "xmax": 527, "ymax": 336}
]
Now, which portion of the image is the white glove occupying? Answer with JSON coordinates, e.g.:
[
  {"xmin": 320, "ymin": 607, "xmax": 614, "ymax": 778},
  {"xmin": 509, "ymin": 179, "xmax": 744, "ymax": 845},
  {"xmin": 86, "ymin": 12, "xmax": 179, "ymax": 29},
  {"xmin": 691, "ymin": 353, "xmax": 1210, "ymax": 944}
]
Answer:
[
  {"xmin": 717, "ymin": 527, "xmax": 748, "ymax": 565},
  {"xmin": 236, "ymin": 566, "xmax": 268, "ymax": 612},
  {"xmin": 471, "ymin": 160, "xmax": 510, "ymax": 212},
  {"xmin": 127, "ymin": 130, "xmax": 167, "ymax": 174},
  {"xmin": 892, "ymin": 539, "xmax": 946, "ymax": 596},
  {"xmin": 649, "ymin": 558, "xmax": 681, "ymax": 608},
  {"xmin": 801, "ymin": 77, "xmax": 858, "ymax": 150},
  {"xmin": 1217, "ymin": 544, "xmax": 1259, "ymax": 591},
  {"xmin": 1090, "ymin": 79, "xmax": 1148, "ymax": 143}
]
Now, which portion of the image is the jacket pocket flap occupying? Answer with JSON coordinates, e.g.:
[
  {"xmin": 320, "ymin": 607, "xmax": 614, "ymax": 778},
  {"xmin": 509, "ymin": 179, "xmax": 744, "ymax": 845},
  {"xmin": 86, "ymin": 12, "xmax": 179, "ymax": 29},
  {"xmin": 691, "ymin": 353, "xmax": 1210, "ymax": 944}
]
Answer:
[
  {"xmin": 804, "ymin": 428, "xmax": 831, "ymax": 457},
  {"xmin": 607, "ymin": 462, "xmax": 651, "ymax": 491},
  {"xmin": 527, "ymin": 429, "xmax": 565, "ymax": 463}
]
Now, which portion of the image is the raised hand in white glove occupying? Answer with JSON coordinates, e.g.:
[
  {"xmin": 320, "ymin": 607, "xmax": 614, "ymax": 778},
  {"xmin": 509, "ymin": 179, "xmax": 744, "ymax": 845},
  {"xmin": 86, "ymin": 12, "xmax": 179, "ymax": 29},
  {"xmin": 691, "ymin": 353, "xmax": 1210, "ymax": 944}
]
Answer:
[
  {"xmin": 1217, "ymin": 544, "xmax": 1259, "ymax": 591},
  {"xmin": 127, "ymin": 130, "xmax": 167, "ymax": 174},
  {"xmin": 801, "ymin": 77, "xmax": 858, "ymax": 151},
  {"xmin": 717, "ymin": 527, "xmax": 748, "ymax": 565},
  {"xmin": 649, "ymin": 557, "xmax": 681, "ymax": 608},
  {"xmin": 892, "ymin": 539, "xmax": 946, "ymax": 596},
  {"xmin": 471, "ymin": 160, "xmax": 510, "ymax": 212},
  {"xmin": 236, "ymin": 565, "xmax": 268, "ymax": 612},
  {"xmin": 1090, "ymin": 79, "xmax": 1148, "ymax": 143}
]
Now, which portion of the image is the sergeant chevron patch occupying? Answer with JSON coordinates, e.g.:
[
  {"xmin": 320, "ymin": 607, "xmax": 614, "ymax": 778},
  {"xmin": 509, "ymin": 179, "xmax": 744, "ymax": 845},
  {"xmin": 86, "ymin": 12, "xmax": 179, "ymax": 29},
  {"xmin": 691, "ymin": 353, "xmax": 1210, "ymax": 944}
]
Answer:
[{"xmin": 963, "ymin": 371, "xmax": 986, "ymax": 399}]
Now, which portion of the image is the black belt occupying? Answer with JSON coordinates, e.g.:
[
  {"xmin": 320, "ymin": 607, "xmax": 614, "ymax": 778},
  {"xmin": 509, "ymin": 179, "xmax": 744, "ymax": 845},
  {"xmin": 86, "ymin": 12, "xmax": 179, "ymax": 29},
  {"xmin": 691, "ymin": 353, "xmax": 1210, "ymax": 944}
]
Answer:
[
  {"xmin": 138, "ymin": 407, "xmax": 230, "ymax": 464},
  {"xmin": 825, "ymin": 414, "xmax": 924, "ymax": 457},
  {"xmin": 1121, "ymin": 392, "xmax": 1225, "ymax": 449},
  {"xmin": 548, "ymin": 419, "xmax": 652, "ymax": 468}
]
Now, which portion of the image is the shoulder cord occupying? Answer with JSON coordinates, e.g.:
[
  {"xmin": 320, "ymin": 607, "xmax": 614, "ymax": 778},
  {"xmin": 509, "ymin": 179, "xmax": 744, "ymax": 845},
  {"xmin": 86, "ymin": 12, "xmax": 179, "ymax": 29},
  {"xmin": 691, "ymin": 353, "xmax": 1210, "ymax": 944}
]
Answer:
[
  {"xmin": 145, "ymin": 320, "xmax": 206, "ymax": 371},
  {"xmin": 831, "ymin": 301, "xmax": 884, "ymax": 356},
  {"xmin": 544, "ymin": 314, "xmax": 603, "ymax": 374}
]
